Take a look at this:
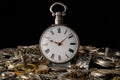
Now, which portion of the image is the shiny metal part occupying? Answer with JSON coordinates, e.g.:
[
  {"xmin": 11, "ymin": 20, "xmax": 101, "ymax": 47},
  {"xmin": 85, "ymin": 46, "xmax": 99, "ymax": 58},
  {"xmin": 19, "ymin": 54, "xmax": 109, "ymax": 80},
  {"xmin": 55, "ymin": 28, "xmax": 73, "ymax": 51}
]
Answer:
[
  {"xmin": 54, "ymin": 12, "xmax": 63, "ymax": 25},
  {"xmin": 0, "ymin": 45, "xmax": 120, "ymax": 80},
  {"xmin": 16, "ymin": 72, "xmax": 40, "ymax": 80},
  {"xmin": 50, "ymin": 2, "xmax": 67, "ymax": 16},
  {"xmin": 79, "ymin": 46, "xmax": 99, "ymax": 53},
  {"xmin": 90, "ymin": 69, "xmax": 106, "ymax": 77},
  {"xmin": 114, "ymin": 52, "xmax": 120, "ymax": 58},
  {"xmin": 50, "ymin": 2, "xmax": 67, "ymax": 25},
  {"xmin": 39, "ymin": 71, "xmax": 61, "ymax": 80},
  {"xmin": 57, "ymin": 71, "xmax": 86, "ymax": 80},
  {"xmin": 37, "ymin": 64, "xmax": 49, "ymax": 74},
  {"xmin": 95, "ymin": 57, "xmax": 115, "ymax": 67},
  {"xmin": 90, "ymin": 68, "xmax": 120, "ymax": 78},
  {"xmin": 0, "ymin": 66, "xmax": 6, "ymax": 72},
  {"xmin": 50, "ymin": 66, "xmax": 66, "ymax": 72},
  {"xmin": 0, "ymin": 71, "xmax": 15, "ymax": 80},
  {"xmin": 76, "ymin": 52, "xmax": 92, "ymax": 70}
]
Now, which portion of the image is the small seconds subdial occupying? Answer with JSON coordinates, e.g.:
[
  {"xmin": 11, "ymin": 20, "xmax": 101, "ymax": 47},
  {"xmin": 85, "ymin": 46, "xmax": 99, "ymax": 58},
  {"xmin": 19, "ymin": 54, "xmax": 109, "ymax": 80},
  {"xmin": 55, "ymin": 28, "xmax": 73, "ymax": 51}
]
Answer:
[{"xmin": 39, "ymin": 25, "xmax": 79, "ymax": 63}]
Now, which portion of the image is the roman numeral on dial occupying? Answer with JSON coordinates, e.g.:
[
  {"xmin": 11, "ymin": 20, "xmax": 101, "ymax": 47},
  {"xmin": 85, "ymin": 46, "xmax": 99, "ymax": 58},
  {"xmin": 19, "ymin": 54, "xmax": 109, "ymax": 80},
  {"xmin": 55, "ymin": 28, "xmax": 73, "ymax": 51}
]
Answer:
[
  {"xmin": 69, "ymin": 48, "xmax": 74, "ymax": 53},
  {"xmin": 51, "ymin": 53, "xmax": 55, "ymax": 59},
  {"xmin": 50, "ymin": 30, "xmax": 54, "ymax": 35},
  {"xmin": 58, "ymin": 55, "xmax": 61, "ymax": 60},
  {"xmin": 68, "ymin": 35, "xmax": 73, "ymax": 39},
  {"xmin": 65, "ymin": 54, "xmax": 69, "ymax": 58},
  {"xmin": 64, "ymin": 30, "xmax": 67, "ymax": 35},
  {"xmin": 57, "ymin": 27, "xmax": 61, "ymax": 33},
  {"xmin": 45, "ymin": 49, "xmax": 50, "ymax": 54},
  {"xmin": 70, "ymin": 43, "xmax": 76, "ymax": 45}
]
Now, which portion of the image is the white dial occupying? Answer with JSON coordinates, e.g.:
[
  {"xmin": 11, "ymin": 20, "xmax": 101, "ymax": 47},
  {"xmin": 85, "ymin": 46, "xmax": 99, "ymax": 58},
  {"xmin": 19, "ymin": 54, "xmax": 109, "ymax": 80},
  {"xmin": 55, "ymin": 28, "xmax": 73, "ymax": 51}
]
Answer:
[{"xmin": 39, "ymin": 25, "xmax": 79, "ymax": 63}]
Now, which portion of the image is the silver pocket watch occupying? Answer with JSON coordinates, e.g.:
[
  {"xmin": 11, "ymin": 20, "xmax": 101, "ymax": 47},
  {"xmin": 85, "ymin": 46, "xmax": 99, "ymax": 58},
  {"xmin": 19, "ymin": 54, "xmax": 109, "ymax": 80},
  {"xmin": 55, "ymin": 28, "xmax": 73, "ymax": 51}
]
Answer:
[{"xmin": 39, "ymin": 2, "xmax": 79, "ymax": 63}]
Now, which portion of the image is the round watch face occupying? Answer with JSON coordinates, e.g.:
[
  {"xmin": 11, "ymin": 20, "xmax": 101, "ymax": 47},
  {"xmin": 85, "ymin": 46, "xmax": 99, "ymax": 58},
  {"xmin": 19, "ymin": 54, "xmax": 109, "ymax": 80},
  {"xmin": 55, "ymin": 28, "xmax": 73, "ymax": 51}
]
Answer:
[{"xmin": 39, "ymin": 25, "xmax": 79, "ymax": 63}]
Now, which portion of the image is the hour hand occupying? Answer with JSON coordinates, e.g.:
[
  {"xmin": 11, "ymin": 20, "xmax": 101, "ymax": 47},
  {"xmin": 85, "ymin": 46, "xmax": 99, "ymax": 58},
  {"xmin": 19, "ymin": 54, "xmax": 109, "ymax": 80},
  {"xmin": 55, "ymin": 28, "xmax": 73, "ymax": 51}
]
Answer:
[
  {"xmin": 50, "ymin": 40, "xmax": 62, "ymax": 46},
  {"xmin": 50, "ymin": 40, "xmax": 58, "ymax": 44}
]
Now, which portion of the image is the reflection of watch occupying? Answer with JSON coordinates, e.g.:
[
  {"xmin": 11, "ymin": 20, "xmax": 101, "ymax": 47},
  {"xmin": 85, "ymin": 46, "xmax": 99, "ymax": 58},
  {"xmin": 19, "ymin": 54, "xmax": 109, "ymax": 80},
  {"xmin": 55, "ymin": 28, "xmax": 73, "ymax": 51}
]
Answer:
[{"xmin": 39, "ymin": 2, "xmax": 79, "ymax": 63}]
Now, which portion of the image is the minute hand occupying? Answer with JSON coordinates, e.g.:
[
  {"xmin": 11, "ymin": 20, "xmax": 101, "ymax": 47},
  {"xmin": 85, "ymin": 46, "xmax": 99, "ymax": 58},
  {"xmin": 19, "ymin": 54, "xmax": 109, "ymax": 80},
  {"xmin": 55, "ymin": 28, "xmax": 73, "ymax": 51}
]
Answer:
[{"xmin": 60, "ymin": 34, "xmax": 73, "ymax": 43}]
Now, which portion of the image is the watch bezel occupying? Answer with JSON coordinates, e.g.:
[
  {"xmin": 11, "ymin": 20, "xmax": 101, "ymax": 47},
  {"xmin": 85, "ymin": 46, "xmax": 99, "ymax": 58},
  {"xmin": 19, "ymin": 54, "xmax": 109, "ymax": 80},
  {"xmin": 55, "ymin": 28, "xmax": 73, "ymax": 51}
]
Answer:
[{"xmin": 39, "ymin": 24, "xmax": 80, "ymax": 64}]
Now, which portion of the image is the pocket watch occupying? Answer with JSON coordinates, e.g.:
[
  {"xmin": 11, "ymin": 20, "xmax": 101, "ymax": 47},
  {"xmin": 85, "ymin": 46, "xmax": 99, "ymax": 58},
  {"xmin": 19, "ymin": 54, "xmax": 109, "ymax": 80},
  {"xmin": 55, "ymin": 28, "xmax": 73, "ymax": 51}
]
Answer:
[{"xmin": 39, "ymin": 2, "xmax": 79, "ymax": 63}]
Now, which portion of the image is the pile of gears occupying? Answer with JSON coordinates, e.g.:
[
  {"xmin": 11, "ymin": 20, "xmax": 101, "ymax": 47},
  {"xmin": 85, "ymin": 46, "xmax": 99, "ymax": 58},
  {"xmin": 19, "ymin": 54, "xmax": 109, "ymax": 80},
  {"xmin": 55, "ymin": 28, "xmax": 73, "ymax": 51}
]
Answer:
[{"xmin": 0, "ymin": 44, "xmax": 120, "ymax": 80}]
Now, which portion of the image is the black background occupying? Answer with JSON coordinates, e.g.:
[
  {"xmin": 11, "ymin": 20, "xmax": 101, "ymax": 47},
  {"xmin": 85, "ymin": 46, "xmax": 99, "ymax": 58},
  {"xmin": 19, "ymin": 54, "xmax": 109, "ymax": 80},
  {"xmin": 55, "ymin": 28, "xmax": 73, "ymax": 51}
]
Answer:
[{"xmin": 0, "ymin": 0, "xmax": 119, "ymax": 50}]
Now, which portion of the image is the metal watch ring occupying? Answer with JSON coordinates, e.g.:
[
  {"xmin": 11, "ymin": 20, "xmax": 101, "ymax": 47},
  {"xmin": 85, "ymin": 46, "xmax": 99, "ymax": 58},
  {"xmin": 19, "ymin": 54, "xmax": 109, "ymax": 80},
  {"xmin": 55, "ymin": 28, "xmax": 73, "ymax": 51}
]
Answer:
[
  {"xmin": 21, "ymin": 64, "xmax": 37, "ymax": 72},
  {"xmin": 50, "ymin": 2, "xmax": 67, "ymax": 15}
]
